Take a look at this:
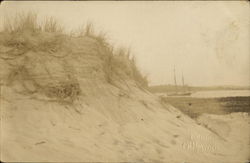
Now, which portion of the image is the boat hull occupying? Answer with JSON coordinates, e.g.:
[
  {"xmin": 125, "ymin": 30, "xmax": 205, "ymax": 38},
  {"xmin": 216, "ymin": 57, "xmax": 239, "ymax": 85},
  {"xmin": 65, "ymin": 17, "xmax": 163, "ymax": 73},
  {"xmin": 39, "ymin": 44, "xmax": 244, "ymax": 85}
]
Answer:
[{"xmin": 167, "ymin": 92, "xmax": 192, "ymax": 96}]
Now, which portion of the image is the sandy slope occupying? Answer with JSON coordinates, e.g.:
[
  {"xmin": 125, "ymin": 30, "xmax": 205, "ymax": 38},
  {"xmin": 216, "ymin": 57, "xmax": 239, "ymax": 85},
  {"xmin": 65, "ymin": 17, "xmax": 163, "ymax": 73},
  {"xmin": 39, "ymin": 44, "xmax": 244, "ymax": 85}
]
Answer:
[
  {"xmin": 1, "ymin": 84, "xmax": 249, "ymax": 162},
  {"xmin": 0, "ymin": 32, "xmax": 249, "ymax": 162}
]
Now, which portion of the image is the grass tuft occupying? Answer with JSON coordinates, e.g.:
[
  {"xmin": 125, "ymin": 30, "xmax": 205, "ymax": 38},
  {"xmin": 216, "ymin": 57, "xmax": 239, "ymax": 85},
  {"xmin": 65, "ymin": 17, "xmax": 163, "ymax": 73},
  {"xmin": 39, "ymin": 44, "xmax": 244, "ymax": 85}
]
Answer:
[
  {"xmin": 3, "ymin": 12, "xmax": 63, "ymax": 34},
  {"xmin": 4, "ymin": 12, "xmax": 39, "ymax": 33},
  {"xmin": 43, "ymin": 16, "xmax": 63, "ymax": 33},
  {"xmin": 84, "ymin": 22, "xmax": 95, "ymax": 37},
  {"xmin": 102, "ymin": 45, "xmax": 148, "ymax": 88}
]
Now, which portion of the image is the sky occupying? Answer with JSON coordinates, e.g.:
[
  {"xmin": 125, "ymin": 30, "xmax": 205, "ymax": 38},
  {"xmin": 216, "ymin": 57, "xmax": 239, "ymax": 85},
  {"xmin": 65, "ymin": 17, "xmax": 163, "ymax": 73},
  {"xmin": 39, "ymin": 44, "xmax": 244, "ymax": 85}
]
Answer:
[{"xmin": 0, "ymin": 1, "xmax": 249, "ymax": 86}]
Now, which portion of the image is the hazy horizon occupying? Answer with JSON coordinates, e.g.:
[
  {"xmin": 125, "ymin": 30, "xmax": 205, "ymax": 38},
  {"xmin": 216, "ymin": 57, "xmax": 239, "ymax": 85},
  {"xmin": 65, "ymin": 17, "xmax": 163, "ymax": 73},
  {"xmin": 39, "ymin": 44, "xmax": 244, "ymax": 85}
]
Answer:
[{"xmin": 1, "ymin": 1, "xmax": 249, "ymax": 87}]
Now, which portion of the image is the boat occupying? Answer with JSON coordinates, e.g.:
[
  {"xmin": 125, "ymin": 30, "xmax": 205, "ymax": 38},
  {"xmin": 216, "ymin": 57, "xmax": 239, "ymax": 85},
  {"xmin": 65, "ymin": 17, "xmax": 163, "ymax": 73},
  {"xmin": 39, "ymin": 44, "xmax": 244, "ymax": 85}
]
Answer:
[{"xmin": 167, "ymin": 67, "xmax": 192, "ymax": 96}]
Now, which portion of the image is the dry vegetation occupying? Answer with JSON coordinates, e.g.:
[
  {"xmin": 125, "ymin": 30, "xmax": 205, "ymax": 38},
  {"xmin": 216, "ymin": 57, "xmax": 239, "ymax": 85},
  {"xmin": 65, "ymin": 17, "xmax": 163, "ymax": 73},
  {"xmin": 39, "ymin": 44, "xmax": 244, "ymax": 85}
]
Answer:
[{"xmin": 0, "ymin": 13, "xmax": 148, "ymax": 102}]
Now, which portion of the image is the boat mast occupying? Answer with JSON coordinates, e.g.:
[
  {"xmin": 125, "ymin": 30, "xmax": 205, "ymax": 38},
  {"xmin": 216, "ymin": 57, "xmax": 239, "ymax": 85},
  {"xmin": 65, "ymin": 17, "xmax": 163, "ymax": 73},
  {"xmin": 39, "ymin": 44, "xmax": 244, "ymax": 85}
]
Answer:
[
  {"xmin": 182, "ymin": 72, "xmax": 185, "ymax": 87},
  {"xmin": 182, "ymin": 71, "xmax": 185, "ymax": 92},
  {"xmin": 174, "ymin": 66, "xmax": 177, "ymax": 92}
]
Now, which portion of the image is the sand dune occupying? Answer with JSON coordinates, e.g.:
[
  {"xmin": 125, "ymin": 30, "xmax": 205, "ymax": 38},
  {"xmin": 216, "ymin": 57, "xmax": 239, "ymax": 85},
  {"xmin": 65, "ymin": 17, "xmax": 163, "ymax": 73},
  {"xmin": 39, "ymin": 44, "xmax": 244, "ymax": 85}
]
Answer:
[{"xmin": 0, "ymin": 17, "xmax": 249, "ymax": 162}]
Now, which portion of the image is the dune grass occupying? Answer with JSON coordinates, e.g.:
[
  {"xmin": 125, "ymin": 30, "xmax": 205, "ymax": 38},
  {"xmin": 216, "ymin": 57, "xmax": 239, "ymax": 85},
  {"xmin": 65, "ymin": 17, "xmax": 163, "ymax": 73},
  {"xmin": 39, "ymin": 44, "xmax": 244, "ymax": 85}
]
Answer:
[
  {"xmin": 3, "ymin": 12, "xmax": 63, "ymax": 34},
  {"xmin": 0, "ymin": 12, "xmax": 148, "ymax": 101}
]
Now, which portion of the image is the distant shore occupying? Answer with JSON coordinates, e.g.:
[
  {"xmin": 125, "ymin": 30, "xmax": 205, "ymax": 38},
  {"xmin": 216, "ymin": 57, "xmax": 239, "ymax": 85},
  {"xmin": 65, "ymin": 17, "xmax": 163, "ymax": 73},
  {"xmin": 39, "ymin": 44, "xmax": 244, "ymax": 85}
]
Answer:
[{"xmin": 149, "ymin": 85, "xmax": 250, "ymax": 93}]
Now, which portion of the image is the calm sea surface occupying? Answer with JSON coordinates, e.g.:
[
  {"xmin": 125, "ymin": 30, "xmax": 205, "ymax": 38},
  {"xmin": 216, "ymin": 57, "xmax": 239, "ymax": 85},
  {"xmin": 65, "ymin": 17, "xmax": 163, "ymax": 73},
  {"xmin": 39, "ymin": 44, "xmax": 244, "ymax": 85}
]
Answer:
[{"xmin": 190, "ymin": 90, "xmax": 250, "ymax": 98}]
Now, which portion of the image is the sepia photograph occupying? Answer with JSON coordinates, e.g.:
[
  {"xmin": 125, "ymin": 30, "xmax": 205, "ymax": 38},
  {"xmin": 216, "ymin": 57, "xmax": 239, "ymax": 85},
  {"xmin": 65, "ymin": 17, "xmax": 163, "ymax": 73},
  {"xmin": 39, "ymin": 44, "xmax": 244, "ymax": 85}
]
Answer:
[{"xmin": 0, "ymin": 1, "xmax": 249, "ymax": 162}]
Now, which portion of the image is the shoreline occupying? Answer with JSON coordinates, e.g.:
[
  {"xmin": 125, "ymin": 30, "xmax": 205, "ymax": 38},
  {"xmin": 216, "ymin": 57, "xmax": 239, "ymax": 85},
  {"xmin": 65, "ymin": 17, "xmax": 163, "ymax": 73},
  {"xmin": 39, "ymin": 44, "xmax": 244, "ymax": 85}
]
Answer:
[{"xmin": 161, "ymin": 96, "xmax": 250, "ymax": 119}]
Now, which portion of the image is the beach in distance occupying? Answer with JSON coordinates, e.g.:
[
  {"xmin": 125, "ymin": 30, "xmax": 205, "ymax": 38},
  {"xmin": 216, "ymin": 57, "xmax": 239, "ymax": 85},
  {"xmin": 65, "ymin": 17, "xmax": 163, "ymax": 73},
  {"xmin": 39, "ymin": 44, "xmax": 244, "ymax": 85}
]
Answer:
[{"xmin": 152, "ymin": 88, "xmax": 250, "ymax": 118}]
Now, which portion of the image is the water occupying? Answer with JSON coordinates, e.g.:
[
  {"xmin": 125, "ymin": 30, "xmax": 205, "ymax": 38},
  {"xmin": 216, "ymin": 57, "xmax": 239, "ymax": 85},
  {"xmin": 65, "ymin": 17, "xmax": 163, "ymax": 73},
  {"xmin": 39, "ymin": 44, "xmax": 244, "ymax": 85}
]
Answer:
[{"xmin": 190, "ymin": 90, "xmax": 250, "ymax": 98}]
